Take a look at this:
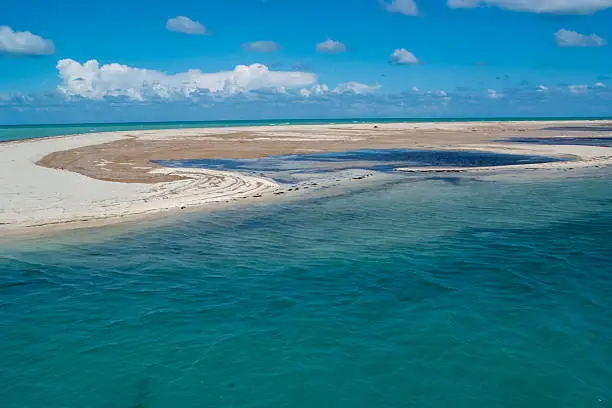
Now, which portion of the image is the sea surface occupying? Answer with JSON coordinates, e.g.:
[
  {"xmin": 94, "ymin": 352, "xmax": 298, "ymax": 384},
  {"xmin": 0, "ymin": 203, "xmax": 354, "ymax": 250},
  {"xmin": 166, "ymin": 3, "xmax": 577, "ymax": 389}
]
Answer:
[
  {"xmin": 2, "ymin": 170, "xmax": 612, "ymax": 407},
  {"xmin": 1, "ymin": 119, "xmax": 612, "ymax": 407}
]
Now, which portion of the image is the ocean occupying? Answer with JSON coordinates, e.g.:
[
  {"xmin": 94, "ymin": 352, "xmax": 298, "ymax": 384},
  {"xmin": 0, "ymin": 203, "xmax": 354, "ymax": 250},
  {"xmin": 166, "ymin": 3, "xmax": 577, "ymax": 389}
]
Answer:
[
  {"xmin": 1, "ymin": 116, "xmax": 611, "ymax": 142},
  {"xmin": 1, "ymin": 120, "xmax": 612, "ymax": 407}
]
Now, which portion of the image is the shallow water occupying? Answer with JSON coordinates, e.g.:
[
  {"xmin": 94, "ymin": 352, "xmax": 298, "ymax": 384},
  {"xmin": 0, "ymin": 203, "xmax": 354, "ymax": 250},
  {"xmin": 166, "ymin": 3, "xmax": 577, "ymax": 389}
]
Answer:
[
  {"xmin": 2, "ymin": 174, "xmax": 612, "ymax": 407},
  {"xmin": 504, "ymin": 137, "xmax": 612, "ymax": 147},
  {"xmin": 156, "ymin": 149, "xmax": 562, "ymax": 183}
]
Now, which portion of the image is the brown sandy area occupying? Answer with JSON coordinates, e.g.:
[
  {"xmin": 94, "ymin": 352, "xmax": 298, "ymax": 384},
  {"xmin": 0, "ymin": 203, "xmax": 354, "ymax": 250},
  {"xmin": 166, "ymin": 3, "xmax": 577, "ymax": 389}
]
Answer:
[{"xmin": 36, "ymin": 121, "xmax": 612, "ymax": 184}]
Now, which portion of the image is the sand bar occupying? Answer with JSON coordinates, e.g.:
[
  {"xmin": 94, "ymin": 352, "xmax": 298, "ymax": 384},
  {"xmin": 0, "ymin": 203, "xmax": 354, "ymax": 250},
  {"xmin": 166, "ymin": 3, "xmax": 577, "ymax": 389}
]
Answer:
[
  {"xmin": 1, "ymin": 120, "xmax": 612, "ymax": 234},
  {"xmin": 0, "ymin": 131, "xmax": 278, "ymax": 233}
]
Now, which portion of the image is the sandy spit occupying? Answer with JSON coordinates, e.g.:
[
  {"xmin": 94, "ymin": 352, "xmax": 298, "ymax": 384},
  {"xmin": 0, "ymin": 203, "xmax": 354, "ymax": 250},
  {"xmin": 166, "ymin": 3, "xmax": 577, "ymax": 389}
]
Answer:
[{"xmin": 0, "ymin": 132, "xmax": 278, "ymax": 234}]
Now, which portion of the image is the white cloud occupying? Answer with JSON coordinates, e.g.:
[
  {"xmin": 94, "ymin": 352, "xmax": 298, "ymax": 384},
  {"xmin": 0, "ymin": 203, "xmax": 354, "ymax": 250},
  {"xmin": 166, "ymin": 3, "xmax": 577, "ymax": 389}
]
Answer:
[
  {"xmin": 9, "ymin": 81, "xmax": 612, "ymax": 123},
  {"xmin": 242, "ymin": 41, "xmax": 280, "ymax": 52},
  {"xmin": 412, "ymin": 86, "xmax": 421, "ymax": 92},
  {"xmin": 390, "ymin": 48, "xmax": 419, "ymax": 64},
  {"xmin": 166, "ymin": 16, "xmax": 208, "ymax": 35},
  {"xmin": 447, "ymin": 0, "xmax": 612, "ymax": 14},
  {"xmin": 487, "ymin": 89, "xmax": 504, "ymax": 99},
  {"xmin": 56, "ymin": 59, "xmax": 317, "ymax": 100},
  {"xmin": 537, "ymin": 85, "xmax": 549, "ymax": 92},
  {"xmin": 333, "ymin": 82, "xmax": 381, "ymax": 94},
  {"xmin": 595, "ymin": 82, "xmax": 606, "ymax": 88},
  {"xmin": 299, "ymin": 82, "xmax": 380, "ymax": 97},
  {"xmin": 427, "ymin": 90, "xmax": 448, "ymax": 97},
  {"xmin": 569, "ymin": 84, "xmax": 589, "ymax": 94},
  {"xmin": 382, "ymin": 0, "xmax": 419, "ymax": 15},
  {"xmin": 316, "ymin": 39, "xmax": 347, "ymax": 53},
  {"xmin": 0, "ymin": 25, "xmax": 55, "ymax": 55},
  {"xmin": 299, "ymin": 84, "xmax": 330, "ymax": 97},
  {"xmin": 555, "ymin": 29, "xmax": 607, "ymax": 47}
]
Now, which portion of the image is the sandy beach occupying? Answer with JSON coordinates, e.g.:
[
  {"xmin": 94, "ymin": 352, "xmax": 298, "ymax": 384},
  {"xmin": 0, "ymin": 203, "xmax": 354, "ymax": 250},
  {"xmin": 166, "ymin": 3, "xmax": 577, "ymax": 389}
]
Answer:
[{"xmin": 1, "ymin": 120, "xmax": 612, "ymax": 234}]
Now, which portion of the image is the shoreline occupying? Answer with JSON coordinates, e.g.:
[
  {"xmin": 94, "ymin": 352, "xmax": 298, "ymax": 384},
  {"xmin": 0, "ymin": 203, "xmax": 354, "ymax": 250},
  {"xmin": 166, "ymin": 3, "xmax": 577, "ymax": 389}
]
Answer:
[
  {"xmin": 1, "ymin": 120, "xmax": 611, "ymax": 236},
  {"xmin": 0, "ymin": 131, "xmax": 281, "ymax": 235}
]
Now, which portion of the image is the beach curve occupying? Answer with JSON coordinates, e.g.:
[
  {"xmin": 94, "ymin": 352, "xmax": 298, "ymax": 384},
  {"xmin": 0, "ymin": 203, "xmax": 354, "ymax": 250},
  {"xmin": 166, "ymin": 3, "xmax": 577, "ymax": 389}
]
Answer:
[
  {"xmin": 0, "ymin": 131, "xmax": 279, "ymax": 233},
  {"xmin": 2, "ymin": 120, "xmax": 612, "ymax": 234}
]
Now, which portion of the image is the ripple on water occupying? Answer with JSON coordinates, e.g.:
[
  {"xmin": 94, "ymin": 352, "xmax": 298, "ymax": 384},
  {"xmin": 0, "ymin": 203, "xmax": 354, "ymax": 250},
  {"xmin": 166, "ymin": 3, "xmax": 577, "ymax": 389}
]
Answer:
[{"xmin": 1, "ymin": 175, "xmax": 612, "ymax": 407}]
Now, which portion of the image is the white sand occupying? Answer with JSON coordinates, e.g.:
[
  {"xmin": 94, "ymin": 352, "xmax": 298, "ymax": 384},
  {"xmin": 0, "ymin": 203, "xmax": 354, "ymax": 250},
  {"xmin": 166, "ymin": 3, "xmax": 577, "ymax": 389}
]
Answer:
[{"xmin": 0, "ymin": 132, "xmax": 278, "ymax": 232}]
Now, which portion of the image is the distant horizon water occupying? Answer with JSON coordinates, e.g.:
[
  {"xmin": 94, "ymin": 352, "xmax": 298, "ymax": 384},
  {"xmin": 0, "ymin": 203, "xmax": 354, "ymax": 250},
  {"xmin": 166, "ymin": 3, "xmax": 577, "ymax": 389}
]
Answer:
[{"xmin": 1, "ymin": 116, "xmax": 612, "ymax": 143}]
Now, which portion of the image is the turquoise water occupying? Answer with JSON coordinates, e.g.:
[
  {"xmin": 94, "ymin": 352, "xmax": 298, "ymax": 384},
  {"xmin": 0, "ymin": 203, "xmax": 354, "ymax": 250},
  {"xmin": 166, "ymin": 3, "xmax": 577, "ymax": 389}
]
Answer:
[
  {"xmin": 1, "ymin": 116, "xmax": 611, "ymax": 142},
  {"xmin": 2, "ymin": 173, "xmax": 612, "ymax": 407}
]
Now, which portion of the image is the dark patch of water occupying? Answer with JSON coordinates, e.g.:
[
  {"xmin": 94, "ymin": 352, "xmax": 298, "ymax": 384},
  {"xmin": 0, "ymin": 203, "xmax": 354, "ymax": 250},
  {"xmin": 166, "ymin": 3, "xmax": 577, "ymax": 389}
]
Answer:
[
  {"xmin": 424, "ymin": 176, "xmax": 490, "ymax": 186},
  {"xmin": 503, "ymin": 137, "xmax": 612, "ymax": 147},
  {"xmin": 543, "ymin": 126, "xmax": 612, "ymax": 132},
  {"xmin": 155, "ymin": 149, "xmax": 563, "ymax": 177}
]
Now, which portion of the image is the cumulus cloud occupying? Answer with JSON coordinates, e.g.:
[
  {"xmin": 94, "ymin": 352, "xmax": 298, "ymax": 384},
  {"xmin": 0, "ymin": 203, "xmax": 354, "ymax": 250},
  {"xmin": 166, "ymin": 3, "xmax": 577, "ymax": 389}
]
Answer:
[
  {"xmin": 0, "ymin": 25, "xmax": 55, "ymax": 55},
  {"xmin": 429, "ymin": 90, "xmax": 448, "ymax": 97},
  {"xmin": 390, "ymin": 48, "xmax": 419, "ymax": 64},
  {"xmin": 537, "ymin": 85, "xmax": 549, "ymax": 92},
  {"xmin": 333, "ymin": 82, "xmax": 381, "ymax": 94},
  {"xmin": 381, "ymin": 0, "xmax": 419, "ymax": 15},
  {"xmin": 595, "ymin": 82, "xmax": 606, "ymax": 88},
  {"xmin": 299, "ymin": 84, "xmax": 330, "ymax": 97},
  {"xmin": 447, "ymin": 0, "xmax": 612, "ymax": 14},
  {"xmin": 316, "ymin": 39, "xmax": 347, "ymax": 53},
  {"xmin": 569, "ymin": 84, "xmax": 589, "ymax": 94},
  {"xmin": 56, "ymin": 59, "xmax": 317, "ymax": 100},
  {"xmin": 487, "ymin": 89, "xmax": 504, "ymax": 99},
  {"xmin": 166, "ymin": 16, "xmax": 208, "ymax": 35},
  {"xmin": 299, "ymin": 82, "xmax": 380, "ymax": 97},
  {"xmin": 242, "ymin": 41, "xmax": 280, "ymax": 52},
  {"xmin": 8, "ymin": 81, "xmax": 612, "ymax": 125},
  {"xmin": 555, "ymin": 29, "xmax": 607, "ymax": 47}
]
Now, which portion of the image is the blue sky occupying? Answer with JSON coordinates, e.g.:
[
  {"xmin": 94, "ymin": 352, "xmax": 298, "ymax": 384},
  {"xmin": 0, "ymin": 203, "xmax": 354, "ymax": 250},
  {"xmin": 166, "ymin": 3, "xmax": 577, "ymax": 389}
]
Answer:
[{"xmin": 1, "ymin": 0, "xmax": 611, "ymax": 124}]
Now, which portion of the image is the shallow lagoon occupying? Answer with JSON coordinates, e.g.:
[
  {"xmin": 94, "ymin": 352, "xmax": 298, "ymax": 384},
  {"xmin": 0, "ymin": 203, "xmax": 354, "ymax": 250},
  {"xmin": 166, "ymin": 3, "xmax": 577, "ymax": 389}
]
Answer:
[{"xmin": 156, "ymin": 149, "xmax": 563, "ymax": 183}]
